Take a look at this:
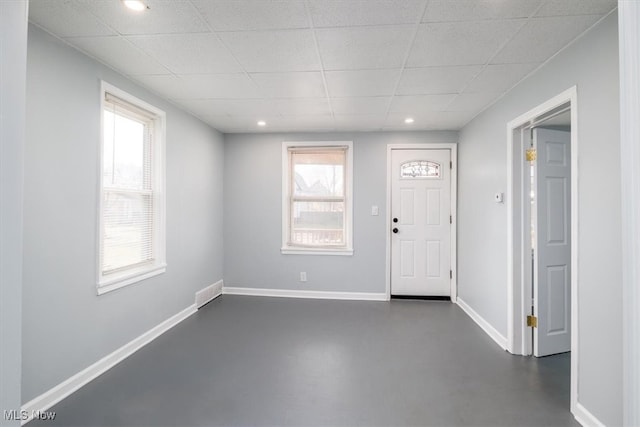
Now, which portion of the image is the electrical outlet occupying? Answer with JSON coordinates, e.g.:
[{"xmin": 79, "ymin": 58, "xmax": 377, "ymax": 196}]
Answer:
[{"xmin": 300, "ymin": 272, "xmax": 307, "ymax": 282}]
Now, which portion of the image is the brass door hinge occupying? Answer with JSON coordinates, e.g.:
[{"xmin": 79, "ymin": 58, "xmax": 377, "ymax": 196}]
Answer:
[
  {"xmin": 527, "ymin": 315, "xmax": 538, "ymax": 328},
  {"xmin": 525, "ymin": 148, "xmax": 537, "ymax": 162}
]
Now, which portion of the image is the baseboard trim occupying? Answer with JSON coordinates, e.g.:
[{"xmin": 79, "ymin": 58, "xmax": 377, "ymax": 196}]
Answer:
[
  {"xmin": 456, "ymin": 297, "xmax": 508, "ymax": 350},
  {"xmin": 222, "ymin": 286, "xmax": 388, "ymax": 301},
  {"xmin": 21, "ymin": 304, "xmax": 198, "ymax": 425},
  {"xmin": 574, "ymin": 402, "xmax": 605, "ymax": 427}
]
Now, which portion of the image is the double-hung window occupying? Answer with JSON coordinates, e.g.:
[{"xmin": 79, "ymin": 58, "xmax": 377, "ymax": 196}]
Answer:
[
  {"xmin": 98, "ymin": 82, "xmax": 166, "ymax": 294},
  {"xmin": 282, "ymin": 141, "xmax": 353, "ymax": 255}
]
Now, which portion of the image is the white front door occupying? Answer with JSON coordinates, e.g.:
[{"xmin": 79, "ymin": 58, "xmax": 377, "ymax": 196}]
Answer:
[
  {"xmin": 390, "ymin": 149, "xmax": 451, "ymax": 297},
  {"xmin": 533, "ymin": 128, "xmax": 571, "ymax": 357}
]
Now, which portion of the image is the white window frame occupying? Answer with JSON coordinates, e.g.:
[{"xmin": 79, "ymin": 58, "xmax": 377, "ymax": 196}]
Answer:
[
  {"xmin": 281, "ymin": 141, "xmax": 353, "ymax": 256},
  {"xmin": 97, "ymin": 81, "xmax": 166, "ymax": 295}
]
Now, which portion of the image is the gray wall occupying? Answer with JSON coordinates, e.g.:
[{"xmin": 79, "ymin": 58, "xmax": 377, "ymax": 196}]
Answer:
[
  {"xmin": 22, "ymin": 26, "xmax": 224, "ymax": 402},
  {"xmin": 457, "ymin": 13, "xmax": 621, "ymax": 425},
  {"xmin": 0, "ymin": 2, "xmax": 28, "ymax": 425},
  {"xmin": 224, "ymin": 131, "xmax": 457, "ymax": 294}
]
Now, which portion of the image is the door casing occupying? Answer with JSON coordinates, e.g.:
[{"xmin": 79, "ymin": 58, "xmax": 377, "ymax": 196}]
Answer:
[
  {"xmin": 506, "ymin": 87, "xmax": 578, "ymax": 414},
  {"xmin": 386, "ymin": 143, "xmax": 458, "ymax": 301}
]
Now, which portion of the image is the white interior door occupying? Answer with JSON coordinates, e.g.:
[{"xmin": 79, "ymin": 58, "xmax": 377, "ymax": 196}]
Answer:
[
  {"xmin": 391, "ymin": 149, "xmax": 451, "ymax": 296},
  {"xmin": 533, "ymin": 128, "xmax": 571, "ymax": 357}
]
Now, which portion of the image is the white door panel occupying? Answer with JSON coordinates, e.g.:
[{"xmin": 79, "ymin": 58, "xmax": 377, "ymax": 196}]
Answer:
[
  {"xmin": 391, "ymin": 149, "xmax": 451, "ymax": 296},
  {"xmin": 534, "ymin": 128, "xmax": 571, "ymax": 357}
]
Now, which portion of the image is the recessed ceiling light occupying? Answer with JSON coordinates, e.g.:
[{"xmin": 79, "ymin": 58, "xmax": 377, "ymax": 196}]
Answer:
[
  {"xmin": 257, "ymin": 120, "xmax": 266, "ymax": 127},
  {"xmin": 404, "ymin": 117, "xmax": 415, "ymax": 124},
  {"xmin": 123, "ymin": 0, "xmax": 147, "ymax": 11}
]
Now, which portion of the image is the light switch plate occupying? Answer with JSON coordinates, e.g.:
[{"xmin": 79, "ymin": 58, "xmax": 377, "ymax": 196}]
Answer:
[{"xmin": 371, "ymin": 205, "xmax": 379, "ymax": 216}]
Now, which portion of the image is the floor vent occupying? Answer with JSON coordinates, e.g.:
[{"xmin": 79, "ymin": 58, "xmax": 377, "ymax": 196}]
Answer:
[{"xmin": 196, "ymin": 281, "xmax": 223, "ymax": 309}]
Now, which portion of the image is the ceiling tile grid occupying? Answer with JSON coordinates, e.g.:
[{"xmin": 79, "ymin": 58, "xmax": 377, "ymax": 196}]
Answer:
[
  {"xmin": 79, "ymin": 0, "xmax": 211, "ymax": 35},
  {"xmin": 423, "ymin": 0, "xmax": 543, "ymax": 23},
  {"xmin": 67, "ymin": 35, "xmax": 170, "ymax": 75},
  {"xmin": 218, "ymin": 29, "xmax": 322, "ymax": 72},
  {"xmin": 27, "ymin": 0, "xmax": 617, "ymax": 133},
  {"xmin": 127, "ymin": 33, "xmax": 243, "ymax": 74},
  {"xmin": 315, "ymin": 25, "xmax": 416, "ymax": 70},
  {"xmin": 407, "ymin": 19, "xmax": 527, "ymax": 67},
  {"xmin": 308, "ymin": 0, "xmax": 427, "ymax": 28},
  {"xmin": 191, "ymin": 0, "xmax": 309, "ymax": 31},
  {"xmin": 331, "ymin": 97, "xmax": 392, "ymax": 115},
  {"xmin": 249, "ymin": 71, "xmax": 327, "ymax": 98},
  {"xmin": 324, "ymin": 69, "xmax": 402, "ymax": 97},
  {"xmin": 132, "ymin": 74, "xmax": 262, "ymax": 100},
  {"xmin": 397, "ymin": 66, "xmax": 483, "ymax": 95},
  {"xmin": 28, "ymin": 0, "xmax": 117, "ymax": 38}
]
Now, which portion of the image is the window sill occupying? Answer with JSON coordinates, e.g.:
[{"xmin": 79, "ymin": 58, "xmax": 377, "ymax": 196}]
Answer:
[
  {"xmin": 281, "ymin": 247, "xmax": 353, "ymax": 256},
  {"xmin": 97, "ymin": 263, "xmax": 167, "ymax": 295}
]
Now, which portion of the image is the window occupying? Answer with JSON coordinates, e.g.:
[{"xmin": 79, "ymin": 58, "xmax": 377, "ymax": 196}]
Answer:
[
  {"xmin": 282, "ymin": 141, "xmax": 353, "ymax": 255},
  {"xmin": 400, "ymin": 160, "xmax": 441, "ymax": 179},
  {"xmin": 98, "ymin": 82, "xmax": 166, "ymax": 294}
]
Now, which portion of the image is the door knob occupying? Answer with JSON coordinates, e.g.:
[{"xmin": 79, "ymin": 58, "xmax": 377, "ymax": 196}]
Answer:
[
  {"xmin": 392, "ymin": 228, "xmax": 399, "ymax": 233},
  {"xmin": 393, "ymin": 218, "xmax": 398, "ymax": 223}
]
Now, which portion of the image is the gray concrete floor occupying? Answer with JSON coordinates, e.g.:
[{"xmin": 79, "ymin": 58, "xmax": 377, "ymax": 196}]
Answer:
[{"xmin": 29, "ymin": 296, "xmax": 577, "ymax": 427}]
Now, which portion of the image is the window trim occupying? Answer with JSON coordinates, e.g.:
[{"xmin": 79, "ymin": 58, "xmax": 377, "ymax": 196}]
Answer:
[
  {"xmin": 97, "ymin": 81, "xmax": 166, "ymax": 295},
  {"xmin": 281, "ymin": 141, "xmax": 354, "ymax": 256}
]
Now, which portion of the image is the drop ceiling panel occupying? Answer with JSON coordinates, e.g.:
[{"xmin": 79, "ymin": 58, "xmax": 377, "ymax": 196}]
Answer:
[
  {"xmin": 133, "ymin": 74, "xmax": 261, "ymax": 100},
  {"xmin": 219, "ymin": 30, "xmax": 321, "ymax": 72},
  {"xmin": 407, "ymin": 20, "xmax": 525, "ymax": 67},
  {"xmin": 330, "ymin": 97, "xmax": 391, "ymax": 115},
  {"xmin": 446, "ymin": 92, "xmax": 502, "ymax": 112},
  {"xmin": 492, "ymin": 15, "xmax": 602, "ymax": 64},
  {"xmin": 191, "ymin": 0, "xmax": 309, "ymax": 31},
  {"xmin": 267, "ymin": 115, "xmax": 335, "ymax": 131},
  {"xmin": 385, "ymin": 111, "xmax": 477, "ymax": 130},
  {"xmin": 250, "ymin": 72, "xmax": 326, "ymax": 98},
  {"xmin": 397, "ymin": 66, "xmax": 482, "ymax": 95},
  {"xmin": 389, "ymin": 94, "xmax": 457, "ymax": 113},
  {"xmin": 324, "ymin": 69, "xmax": 401, "ymax": 97},
  {"xmin": 333, "ymin": 114, "xmax": 387, "ymax": 130},
  {"xmin": 308, "ymin": 0, "xmax": 426, "ymax": 27},
  {"xmin": 180, "ymin": 99, "xmax": 273, "ymax": 117},
  {"xmin": 271, "ymin": 98, "xmax": 331, "ymax": 115},
  {"xmin": 465, "ymin": 63, "xmax": 538, "ymax": 93},
  {"xmin": 536, "ymin": 0, "xmax": 616, "ymax": 17},
  {"xmin": 316, "ymin": 26, "xmax": 415, "ymax": 70},
  {"xmin": 423, "ymin": 0, "xmax": 542, "ymax": 23},
  {"xmin": 127, "ymin": 34, "xmax": 242, "ymax": 74},
  {"xmin": 79, "ymin": 0, "xmax": 210, "ymax": 35},
  {"xmin": 68, "ymin": 36, "xmax": 169, "ymax": 75},
  {"xmin": 29, "ymin": 0, "xmax": 116, "ymax": 37}
]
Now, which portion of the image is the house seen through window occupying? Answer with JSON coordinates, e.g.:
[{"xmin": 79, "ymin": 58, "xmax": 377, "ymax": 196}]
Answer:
[{"xmin": 282, "ymin": 142, "xmax": 353, "ymax": 255}]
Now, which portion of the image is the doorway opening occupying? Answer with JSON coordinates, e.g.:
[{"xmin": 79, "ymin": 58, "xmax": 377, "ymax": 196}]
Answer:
[{"xmin": 506, "ymin": 87, "xmax": 578, "ymax": 414}]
